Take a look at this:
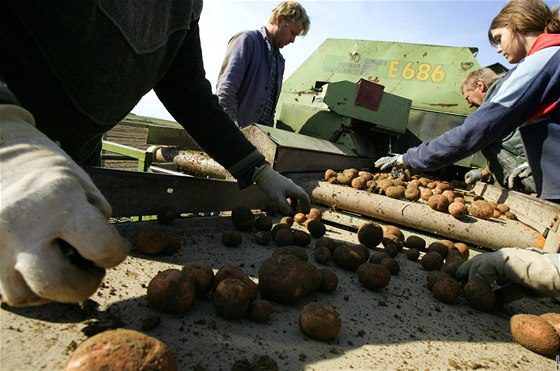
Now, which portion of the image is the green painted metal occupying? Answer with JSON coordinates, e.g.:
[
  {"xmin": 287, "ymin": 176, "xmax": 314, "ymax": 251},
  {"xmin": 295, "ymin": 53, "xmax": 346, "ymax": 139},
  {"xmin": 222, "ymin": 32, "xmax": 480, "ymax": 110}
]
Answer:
[{"xmin": 275, "ymin": 38, "xmax": 497, "ymax": 168}]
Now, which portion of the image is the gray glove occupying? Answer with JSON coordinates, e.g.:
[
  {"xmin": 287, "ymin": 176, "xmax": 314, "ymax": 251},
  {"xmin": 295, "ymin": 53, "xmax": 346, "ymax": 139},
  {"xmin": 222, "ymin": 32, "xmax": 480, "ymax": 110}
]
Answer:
[
  {"xmin": 464, "ymin": 169, "xmax": 483, "ymax": 184},
  {"xmin": 252, "ymin": 164, "xmax": 311, "ymax": 216},
  {"xmin": 0, "ymin": 105, "xmax": 130, "ymax": 306},
  {"xmin": 507, "ymin": 162, "xmax": 532, "ymax": 189},
  {"xmin": 374, "ymin": 154, "xmax": 404, "ymax": 171},
  {"xmin": 456, "ymin": 248, "xmax": 560, "ymax": 297}
]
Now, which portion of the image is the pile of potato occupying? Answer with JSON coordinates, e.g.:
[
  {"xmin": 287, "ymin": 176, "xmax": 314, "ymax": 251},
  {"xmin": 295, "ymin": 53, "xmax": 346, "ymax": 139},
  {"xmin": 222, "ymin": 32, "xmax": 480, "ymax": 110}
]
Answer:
[{"xmin": 323, "ymin": 168, "xmax": 517, "ymax": 221}]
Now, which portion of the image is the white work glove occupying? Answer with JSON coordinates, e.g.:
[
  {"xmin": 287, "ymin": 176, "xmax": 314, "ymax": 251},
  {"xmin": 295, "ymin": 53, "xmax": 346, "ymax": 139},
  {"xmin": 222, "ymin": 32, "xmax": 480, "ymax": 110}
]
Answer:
[
  {"xmin": 464, "ymin": 169, "xmax": 483, "ymax": 185},
  {"xmin": 456, "ymin": 248, "xmax": 560, "ymax": 297},
  {"xmin": 252, "ymin": 164, "xmax": 311, "ymax": 216},
  {"xmin": 0, "ymin": 105, "xmax": 129, "ymax": 307},
  {"xmin": 374, "ymin": 154, "xmax": 404, "ymax": 171},
  {"xmin": 507, "ymin": 162, "xmax": 532, "ymax": 189}
]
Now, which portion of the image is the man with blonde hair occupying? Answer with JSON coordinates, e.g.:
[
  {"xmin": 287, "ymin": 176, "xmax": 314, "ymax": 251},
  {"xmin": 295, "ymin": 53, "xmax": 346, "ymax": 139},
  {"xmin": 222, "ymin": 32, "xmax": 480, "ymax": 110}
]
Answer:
[
  {"xmin": 216, "ymin": 1, "xmax": 310, "ymax": 128},
  {"xmin": 461, "ymin": 67, "xmax": 536, "ymax": 194}
]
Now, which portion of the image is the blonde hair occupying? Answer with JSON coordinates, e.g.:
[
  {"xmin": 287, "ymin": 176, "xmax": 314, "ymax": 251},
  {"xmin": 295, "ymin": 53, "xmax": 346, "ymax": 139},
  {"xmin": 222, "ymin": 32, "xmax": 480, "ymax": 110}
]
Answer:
[
  {"xmin": 488, "ymin": 0, "xmax": 560, "ymax": 46},
  {"xmin": 268, "ymin": 1, "xmax": 310, "ymax": 36},
  {"xmin": 461, "ymin": 68, "xmax": 500, "ymax": 93}
]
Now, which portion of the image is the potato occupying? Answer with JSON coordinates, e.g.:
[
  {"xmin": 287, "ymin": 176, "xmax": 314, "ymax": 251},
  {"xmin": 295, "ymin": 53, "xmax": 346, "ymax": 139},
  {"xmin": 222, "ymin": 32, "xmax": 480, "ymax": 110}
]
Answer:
[
  {"xmin": 133, "ymin": 227, "xmax": 170, "ymax": 255},
  {"xmin": 383, "ymin": 225, "xmax": 405, "ymax": 243},
  {"xmin": 405, "ymin": 247, "xmax": 420, "ymax": 261},
  {"xmin": 380, "ymin": 257, "xmax": 400, "ymax": 275},
  {"xmin": 272, "ymin": 245, "xmax": 308, "ymax": 261},
  {"xmin": 463, "ymin": 277, "xmax": 495, "ymax": 312},
  {"xmin": 147, "ymin": 269, "xmax": 196, "ymax": 313},
  {"xmin": 357, "ymin": 222, "xmax": 384, "ymax": 248},
  {"xmin": 427, "ymin": 241, "xmax": 449, "ymax": 259},
  {"xmin": 63, "ymin": 329, "xmax": 176, "ymax": 371},
  {"xmin": 222, "ymin": 230, "xmax": 242, "ymax": 247},
  {"xmin": 299, "ymin": 302, "xmax": 341, "ymax": 340},
  {"xmin": 318, "ymin": 268, "xmax": 339, "ymax": 293},
  {"xmin": 254, "ymin": 231, "xmax": 272, "ymax": 245},
  {"xmin": 307, "ymin": 207, "xmax": 322, "ymax": 221},
  {"xmin": 270, "ymin": 223, "xmax": 291, "ymax": 239},
  {"xmin": 448, "ymin": 201, "xmax": 468, "ymax": 219},
  {"xmin": 420, "ymin": 188, "xmax": 433, "ymax": 201},
  {"xmin": 428, "ymin": 194, "xmax": 450, "ymax": 213},
  {"xmin": 258, "ymin": 255, "xmax": 321, "ymax": 304},
  {"xmin": 254, "ymin": 215, "xmax": 273, "ymax": 231},
  {"xmin": 182, "ymin": 261, "xmax": 214, "ymax": 298},
  {"xmin": 405, "ymin": 235, "xmax": 426, "ymax": 251},
  {"xmin": 213, "ymin": 264, "xmax": 257, "ymax": 301},
  {"xmin": 369, "ymin": 250, "xmax": 390, "ymax": 264},
  {"xmin": 452, "ymin": 242, "xmax": 470, "ymax": 258},
  {"xmin": 510, "ymin": 314, "xmax": 560, "ymax": 357},
  {"xmin": 383, "ymin": 244, "xmax": 399, "ymax": 258},
  {"xmin": 307, "ymin": 219, "xmax": 326, "ymax": 238},
  {"xmin": 343, "ymin": 168, "xmax": 359, "ymax": 179},
  {"xmin": 496, "ymin": 203, "xmax": 510, "ymax": 213},
  {"xmin": 314, "ymin": 245, "xmax": 332, "ymax": 264},
  {"xmin": 382, "ymin": 235, "xmax": 404, "ymax": 252},
  {"xmin": 385, "ymin": 185, "xmax": 406, "ymax": 199},
  {"xmin": 359, "ymin": 171, "xmax": 373, "ymax": 182},
  {"xmin": 213, "ymin": 278, "xmax": 254, "ymax": 320},
  {"xmin": 351, "ymin": 177, "xmax": 366, "ymax": 189},
  {"xmin": 469, "ymin": 200, "xmax": 494, "ymax": 220},
  {"xmin": 426, "ymin": 270, "xmax": 454, "ymax": 291},
  {"xmin": 324, "ymin": 169, "xmax": 337, "ymax": 181},
  {"xmin": 541, "ymin": 313, "xmax": 560, "ymax": 335},
  {"xmin": 504, "ymin": 211, "xmax": 517, "ymax": 220},
  {"xmin": 231, "ymin": 206, "xmax": 255, "ymax": 231},
  {"xmin": 248, "ymin": 299, "xmax": 273, "ymax": 323},
  {"xmin": 280, "ymin": 216, "xmax": 294, "ymax": 226},
  {"xmin": 315, "ymin": 236, "xmax": 336, "ymax": 251},
  {"xmin": 294, "ymin": 212, "xmax": 307, "ymax": 224},
  {"xmin": 332, "ymin": 244, "xmax": 367, "ymax": 271},
  {"xmin": 404, "ymin": 187, "xmax": 421, "ymax": 201},
  {"xmin": 356, "ymin": 263, "xmax": 391, "ymax": 290},
  {"xmin": 292, "ymin": 229, "xmax": 312, "ymax": 247},
  {"xmin": 432, "ymin": 278, "xmax": 461, "ymax": 304},
  {"xmin": 420, "ymin": 252, "xmax": 444, "ymax": 271},
  {"xmin": 336, "ymin": 173, "xmax": 352, "ymax": 185},
  {"xmin": 274, "ymin": 227, "xmax": 294, "ymax": 247},
  {"xmin": 441, "ymin": 256, "xmax": 466, "ymax": 277}
]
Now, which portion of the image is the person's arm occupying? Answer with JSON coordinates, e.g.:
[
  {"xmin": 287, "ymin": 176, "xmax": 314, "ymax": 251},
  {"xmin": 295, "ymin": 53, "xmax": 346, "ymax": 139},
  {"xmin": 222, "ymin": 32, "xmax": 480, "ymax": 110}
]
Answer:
[
  {"xmin": 403, "ymin": 51, "xmax": 557, "ymax": 172},
  {"xmin": 215, "ymin": 32, "xmax": 254, "ymax": 124}
]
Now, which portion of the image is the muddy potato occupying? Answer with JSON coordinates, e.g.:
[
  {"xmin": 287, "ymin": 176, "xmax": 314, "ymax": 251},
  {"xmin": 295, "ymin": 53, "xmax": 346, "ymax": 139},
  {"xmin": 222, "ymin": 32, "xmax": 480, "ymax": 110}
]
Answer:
[
  {"xmin": 469, "ymin": 200, "xmax": 494, "ymax": 220},
  {"xmin": 359, "ymin": 171, "xmax": 374, "ymax": 182},
  {"xmin": 63, "ymin": 329, "xmax": 177, "ymax": 371},
  {"xmin": 510, "ymin": 314, "xmax": 560, "ymax": 357},
  {"xmin": 420, "ymin": 251, "xmax": 444, "ymax": 271},
  {"xmin": 380, "ymin": 257, "xmax": 400, "ymax": 275},
  {"xmin": 496, "ymin": 203, "xmax": 510, "ymax": 213},
  {"xmin": 428, "ymin": 194, "xmax": 450, "ymax": 213},
  {"xmin": 314, "ymin": 245, "xmax": 332, "ymax": 264},
  {"xmin": 343, "ymin": 168, "xmax": 359, "ymax": 179},
  {"xmin": 280, "ymin": 216, "xmax": 294, "ymax": 227},
  {"xmin": 420, "ymin": 188, "xmax": 433, "ymax": 201},
  {"xmin": 315, "ymin": 236, "xmax": 336, "ymax": 251},
  {"xmin": 441, "ymin": 189, "xmax": 456, "ymax": 203},
  {"xmin": 182, "ymin": 261, "xmax": 214, "ymax": 298},
  {"xmin": 299, "ymin": 302, "xmax": 341, "ymax": 341},
  {"xmin": 274, "ymin": 227, "xmax": 294, "ymax": 247},
  {"xmin": 384, "ymin": 185, "xmax": 405, "ymax": 199},
  {"xmin": 222, "ymin": 230, "xmax": 242, "ymax": 247},
  {"xmin": 383, "ymin": 225, "xmax": 405, "ymax": 243},
  {"xmin": 258, "ymin": 254, "xmax": 321, "ymax": 304},
  {"xmin": 332, "ymin": 244, "xmax": 367, "ymax": 271},
  {"xmin": 377, "ymin": 179, "xmax": 395, "ymax": 192},
  {"xmin": 147, "ymin": 269, "xmax": 196, "ymax": 313},
  {"xmin": 382, "ymin": 235, "xmax": 403, "ymax": 252},
  {"xmin": 133, "ymin": 227, "xmax": 170, "ymax": 255},
  {"xmin": 441, "ymin": 256, "xmax": 466, "ymax": 277},
  {"xmin": 271, "ymin": 223, "xmax": 291, "ymax": 239},
  {"xmin": 272, "ymin": 245, "xmax": 308, "ymax": 261},
  {"xmin": 369, "ymin": 250, "xmax": 390, "ymax": 264},
  {"xmin": 427, "ymin": 241, "xmax": 449, "ymax": 259},
  {"xmin": 357, "ymin": 222, "xmax": 384, "ymax": 248},
  {"xmin": 405, "ymin": 235, "xmax": 426, "ymax": 251},
  {"xmin": 307, "ymin": 219, "xmax": 327, "ymax": 238},
  {"xmin": 294, "ymin": 212, "xmax": 307, "ymax": 225},
  {"xmin": 254, "ymin": 231, "xmax": 272, "ymax": 245},
  {"xmin": 432, "ymin": 278, "xmax": 461, "ymax": 304},
  {"xmin": 404, "ymin": 187, "xmax": 421, "ymax": 201},
  {"xmin": 448, "ymin": 201, "xmax": 468, "ymax": 219},
  {"xmin": 464, "ymin": 277, "xmax": 495, "ymax": 312},
  {"xmin": 292, "ymin": 229, "xmax": 312, "ymax": 247},
  {"xmin": 452, "ymin": 242, "xmax": 470, "ymax": 259},
  {"xmin": 213, "ymin": 264, "xmax": 258, "ymax": 301},
  {"xmin": 351, "ymin": 177, "xmax": 366, "ymax": 189},
  {"xmin": 231, "ymin": 206, "xmax": 255, "ymax": 231},
  {"xmin": 336, "ymin": 173, "xmax": 352, "ymax": 185},
  {"xmin": 405, "ymin": 247, "xmax": 420, "ymax": 261},
  {"xmin": 318, "ymin": 268, "xmax": 339, "ymax": 293},
  {"xmin": 307, "ymin": 207, "xmax": 322, "ymax": 221},
  {"xmin": 248, "ymin": 299, "xmax": 273, "ymax": 323},
  {"xmin": 426, "ymin": 270, "xmax": 454, "ymax": 291},
  {"xmin": 254, "ymin": 215, "xmax": 273, "ymax": 231},
  {"xmin": 213, "ymin": 278, "xmax": 254, "ymax": 320},
  {"xmin": 357, "ymin": 263, "xmax": 391, "ymax": 290}
]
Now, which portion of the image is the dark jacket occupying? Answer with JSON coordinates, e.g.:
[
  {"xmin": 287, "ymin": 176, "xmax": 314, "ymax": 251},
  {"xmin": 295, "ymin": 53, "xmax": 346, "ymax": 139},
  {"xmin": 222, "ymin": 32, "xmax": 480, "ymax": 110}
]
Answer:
[
  {"xmin": 0, "ymin": 0, "xmax": 265, "ymax": 186},
  {"xmin": 403, "ymin": 34, "xmax": 560, "ymax": 200}
]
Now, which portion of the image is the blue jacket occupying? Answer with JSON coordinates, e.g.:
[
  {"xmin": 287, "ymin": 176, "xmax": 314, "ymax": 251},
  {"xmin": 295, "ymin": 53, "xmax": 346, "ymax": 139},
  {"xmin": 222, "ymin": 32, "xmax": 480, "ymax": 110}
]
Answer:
[
  {"xmin": 404, "ymin": 34, "xmax": 560, "ymax": 201},
  {"xmin": 216, "ymin": 27, "xmax": 285, "ymax": 127}
]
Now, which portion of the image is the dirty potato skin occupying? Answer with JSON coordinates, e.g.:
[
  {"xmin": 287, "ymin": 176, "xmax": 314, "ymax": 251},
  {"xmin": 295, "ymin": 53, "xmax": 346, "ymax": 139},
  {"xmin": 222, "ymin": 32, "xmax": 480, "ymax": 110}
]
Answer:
[
  {"xmin": 182, "ymin": 261, "xmax": 214, "ymax": 298},
  {"xmin": 332, "ymin": 244, "xmax": 368, "ymax": 271},
  {"xmin": 299, "ymin": 302, "xmax": 341, "ymax": 341},
  {"xmin": 231, "ymin": 206, "xmax": 255, "ymax": 231},
  {"xmin": 356, "ymin": 263, "xmax": 391, "ymax": 290},
  {"xmin": 63, "ymin": 329, "xmax": 177, "ymax": 371},
  {"xmin": 463, "ymin": 277, "xmax": 495, "ymax": 312},
  {"xmin": 213, "ymin": 278, "xmax": 254, "ymax": 320},
  {"xmin": 510, "ymin": 314, "xmax": 560, "ymax": 357},
  {"xmin": 133, "ymin": 227, "xmax": 170, "ymax": 255},
  {"xmin": 147, "ymin": 269, "xmax": 196, "ymax": 313},
  {"xmin": 357, "ymin": 222, "xmax": 384, "ymax": 248}
]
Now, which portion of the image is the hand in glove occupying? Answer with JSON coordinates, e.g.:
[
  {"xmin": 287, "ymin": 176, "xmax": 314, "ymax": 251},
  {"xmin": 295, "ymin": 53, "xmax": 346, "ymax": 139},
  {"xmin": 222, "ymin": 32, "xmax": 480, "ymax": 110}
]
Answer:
[
  {"xmin": 0, "ymin": 105, "xmax": 130, "ymax": 307},
  {"xmin": 374, "ymin": 154, "xmax": 404, "ymax": 171},
  {"xmin": 507, "ymin": 162, "xmax": 532, "ymax": 189},
  {"xmin": 456, "ymin": 247, "xmax": 560, "ymax": 297},
  {"xmin": 252, "ymin": 164, "xmax": 311, "ymax": 216},
  {"xmin": 464, "ymin": 168, "xmax": 490, "ymax": 185}
]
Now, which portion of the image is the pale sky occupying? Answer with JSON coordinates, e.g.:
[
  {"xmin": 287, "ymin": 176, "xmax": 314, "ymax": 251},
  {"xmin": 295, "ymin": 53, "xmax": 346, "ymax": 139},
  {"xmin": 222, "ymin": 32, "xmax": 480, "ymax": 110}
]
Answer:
[{"xmin": 132, "ymin": 0, "xmax": 559, "ymax": 120}]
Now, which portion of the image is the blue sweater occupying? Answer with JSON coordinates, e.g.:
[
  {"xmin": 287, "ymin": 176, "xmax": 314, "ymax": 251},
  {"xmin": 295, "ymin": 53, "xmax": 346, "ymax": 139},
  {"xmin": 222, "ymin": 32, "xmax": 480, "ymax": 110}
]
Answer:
[
  {"xmin": 216, "ymin": 27, "xmax": 285, "ymax": 127},
  {"xmin": 404, "ymin": 34, "xmax": 560, "ymax": 201}
]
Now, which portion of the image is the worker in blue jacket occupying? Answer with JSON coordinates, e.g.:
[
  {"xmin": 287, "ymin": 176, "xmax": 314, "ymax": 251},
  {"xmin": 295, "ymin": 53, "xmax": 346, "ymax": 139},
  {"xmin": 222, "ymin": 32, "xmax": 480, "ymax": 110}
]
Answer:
[
  {"xmin": 0, "ymin": 0, "xmax": 310, "ymax": 307},
  {"xmin": 216, "ymin": 1, "xmax": 310, "ymax": 128},
  {"xmin": 376, "ymin": 0, "xmax": 560, "ymax": 299}
]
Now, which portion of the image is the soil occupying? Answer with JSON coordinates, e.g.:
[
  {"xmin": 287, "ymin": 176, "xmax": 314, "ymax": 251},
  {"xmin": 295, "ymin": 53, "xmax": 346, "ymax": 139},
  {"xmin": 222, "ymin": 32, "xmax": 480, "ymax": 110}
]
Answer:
[{"xmin": 1, "ymin": 216, "xmax": 558, "ymax": 370}]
